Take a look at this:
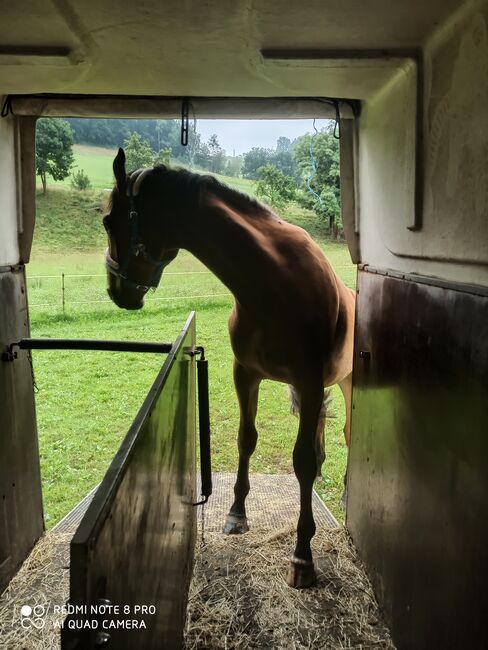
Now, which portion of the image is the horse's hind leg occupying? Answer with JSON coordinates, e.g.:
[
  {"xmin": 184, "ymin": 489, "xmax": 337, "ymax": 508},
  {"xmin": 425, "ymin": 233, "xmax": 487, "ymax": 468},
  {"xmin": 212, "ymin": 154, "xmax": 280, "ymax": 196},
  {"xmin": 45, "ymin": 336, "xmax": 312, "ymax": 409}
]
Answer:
[
  {"xmin": 286, "ymin": 381, "xmax": 324, "ymax": 588},
  {"xmin": 289, "ymin": 385, "xmax": 330, "ymax": 479},
  {"xmin": 223, "ymin": 360, "xmax": 261, "ymax": 535},
  {"xmin": 338, "ymin": 373, "xmax": 352, "ymax": 510}
]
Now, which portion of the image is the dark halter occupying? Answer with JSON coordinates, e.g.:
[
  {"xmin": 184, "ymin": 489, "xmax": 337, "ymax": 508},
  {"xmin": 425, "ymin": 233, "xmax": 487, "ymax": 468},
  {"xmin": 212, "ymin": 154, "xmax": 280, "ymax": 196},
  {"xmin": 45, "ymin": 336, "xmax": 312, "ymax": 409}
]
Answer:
[{"xmin": 105, "ymin": 168, "xmax": 167, "ymax": 291}]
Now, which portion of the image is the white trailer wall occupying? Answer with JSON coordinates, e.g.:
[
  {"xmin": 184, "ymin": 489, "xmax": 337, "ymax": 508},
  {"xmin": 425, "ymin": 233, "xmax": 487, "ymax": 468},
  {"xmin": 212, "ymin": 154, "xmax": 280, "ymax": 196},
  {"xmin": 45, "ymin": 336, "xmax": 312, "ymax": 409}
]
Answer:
[
  {"xmin": 0, "ymin": 101, "xmax": 44, "ymax": 593},
  {"xmin": 0, "ymin": 111, "xmax": 20, "ymax": 265},
  {"xmin": 358, "ymin": 1, "xmax": 488, "ymax": 286}
]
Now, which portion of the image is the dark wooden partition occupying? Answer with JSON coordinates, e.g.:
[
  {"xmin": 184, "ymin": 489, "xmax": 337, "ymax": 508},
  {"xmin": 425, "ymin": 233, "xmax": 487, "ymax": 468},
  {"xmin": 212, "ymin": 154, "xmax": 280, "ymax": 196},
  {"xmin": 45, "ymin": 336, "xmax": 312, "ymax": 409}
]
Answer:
[
  {"xmin": 347, "ymin": 268, "xmax": 488, "ymax": 650},
  {"xmin": 0, "ymin": 265, "xmax": 43, "ymax": 594},
  {"xmin": 62, "ymin": 313, "xmax": 197, "ymax": 650}
]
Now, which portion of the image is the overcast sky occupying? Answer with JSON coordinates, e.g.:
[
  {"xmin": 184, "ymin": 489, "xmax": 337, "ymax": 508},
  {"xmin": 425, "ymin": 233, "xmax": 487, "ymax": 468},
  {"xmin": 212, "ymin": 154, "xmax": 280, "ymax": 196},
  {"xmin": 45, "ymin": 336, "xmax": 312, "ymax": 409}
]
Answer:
[{"xmin": 195, "ymin": 119, "xmax": 332, "ymax": 156}]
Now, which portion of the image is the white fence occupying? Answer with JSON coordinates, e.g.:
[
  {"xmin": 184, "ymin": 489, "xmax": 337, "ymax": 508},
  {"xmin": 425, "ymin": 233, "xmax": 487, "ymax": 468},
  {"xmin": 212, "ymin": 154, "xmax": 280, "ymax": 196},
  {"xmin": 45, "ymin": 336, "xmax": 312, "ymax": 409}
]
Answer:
[
  {"xmin": 27, "ymin": 263, "xmax": 355, "ymax": 314},
  {"xmin": 27, "ymin": 270, "xmax": 232, "ymax": 314}
]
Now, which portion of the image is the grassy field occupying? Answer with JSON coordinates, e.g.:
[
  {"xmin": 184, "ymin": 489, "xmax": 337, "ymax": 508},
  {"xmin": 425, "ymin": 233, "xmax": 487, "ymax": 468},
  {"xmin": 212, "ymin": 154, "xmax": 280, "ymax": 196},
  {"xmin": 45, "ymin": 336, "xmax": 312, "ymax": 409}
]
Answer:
[
  {"xmin": 54, "ymin": 144, "xmax": 116, "ymax": 190},
  {"xmin": 32, "ymin": 149, "xmax": 356, "ymax": 528},
  {"xmin": 50, "ymin": 143, "xmax": 256, "ymax": 193}
]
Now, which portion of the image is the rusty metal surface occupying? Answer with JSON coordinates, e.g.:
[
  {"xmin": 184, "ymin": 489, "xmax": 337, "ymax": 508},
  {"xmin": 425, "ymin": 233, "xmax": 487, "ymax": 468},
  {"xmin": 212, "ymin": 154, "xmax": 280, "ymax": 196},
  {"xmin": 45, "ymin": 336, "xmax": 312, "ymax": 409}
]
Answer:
[
  {"xmin": 347, "ymin": 269, "xmax": 488, "ymax": 650},
  {"xmin": 0, "ymin": 266, "xmax": 43, "ymax": 594},
  {"xmin": 62, "ymin": 313, "xmax": 197, "ymax": 650},
  {"xmin": 200, "ymin": 473, "xmax": 338, "ymax": 532}
]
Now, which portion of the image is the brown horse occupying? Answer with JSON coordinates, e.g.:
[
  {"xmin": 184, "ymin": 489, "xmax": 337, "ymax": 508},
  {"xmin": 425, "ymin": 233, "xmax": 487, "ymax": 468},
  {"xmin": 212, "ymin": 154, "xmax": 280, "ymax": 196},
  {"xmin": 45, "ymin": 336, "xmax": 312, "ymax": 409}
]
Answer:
[{"xmin": 103, "ymin": 148, "xmax": 355, "ymax": 588}]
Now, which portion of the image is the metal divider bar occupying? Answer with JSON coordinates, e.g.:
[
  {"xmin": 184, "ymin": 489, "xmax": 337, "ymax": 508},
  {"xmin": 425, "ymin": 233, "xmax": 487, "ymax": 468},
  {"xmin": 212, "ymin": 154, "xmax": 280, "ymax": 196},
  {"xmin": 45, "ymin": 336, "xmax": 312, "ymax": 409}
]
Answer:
[{"xmin": 3, "ymin": 338, "xmax": 173, "ymax": 361}]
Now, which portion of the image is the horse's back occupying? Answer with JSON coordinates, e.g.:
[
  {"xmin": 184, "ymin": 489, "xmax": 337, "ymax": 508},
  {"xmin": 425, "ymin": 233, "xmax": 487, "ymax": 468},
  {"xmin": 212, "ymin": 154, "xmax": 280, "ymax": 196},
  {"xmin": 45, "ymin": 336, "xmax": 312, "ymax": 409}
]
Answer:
[{"xmin": 227, "ymin": 218, "xmax": 355, "ymax": 386}]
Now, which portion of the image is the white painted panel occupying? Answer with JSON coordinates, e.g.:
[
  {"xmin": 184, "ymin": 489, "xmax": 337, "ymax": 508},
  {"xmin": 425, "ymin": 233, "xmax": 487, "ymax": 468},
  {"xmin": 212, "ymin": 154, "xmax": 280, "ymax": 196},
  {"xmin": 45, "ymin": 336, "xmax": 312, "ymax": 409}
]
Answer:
[
  {"xmin": 358, "ymin": 1, "xmax": 488, "ymax": 287},
  {"xmin": 0, "ymin": 108, "xmax": 19, "ymax": 266},
  {"xmin": 423, "ymin": 3, "xmax": 488, "ymax": 267}
]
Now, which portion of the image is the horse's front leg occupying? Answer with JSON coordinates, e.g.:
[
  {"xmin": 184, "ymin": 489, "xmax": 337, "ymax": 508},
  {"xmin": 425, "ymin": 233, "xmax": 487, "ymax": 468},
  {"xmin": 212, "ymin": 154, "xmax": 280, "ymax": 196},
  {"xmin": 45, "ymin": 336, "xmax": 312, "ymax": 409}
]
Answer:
[
  {"xmin": 286, "ymin": 382, "xmax": 324, "ymax": 588},
  {"xmin": 223, "ymin": 360, "xmax": 262, "ymax": 535}
]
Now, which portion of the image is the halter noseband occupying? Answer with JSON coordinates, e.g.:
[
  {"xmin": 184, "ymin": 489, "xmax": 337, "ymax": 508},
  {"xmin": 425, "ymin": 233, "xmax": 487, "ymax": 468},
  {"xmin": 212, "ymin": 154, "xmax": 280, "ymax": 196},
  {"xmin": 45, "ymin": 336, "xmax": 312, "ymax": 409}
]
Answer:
[{"xmin": 105, "ymin": 168, "xmax": 166, "ymax": 291}]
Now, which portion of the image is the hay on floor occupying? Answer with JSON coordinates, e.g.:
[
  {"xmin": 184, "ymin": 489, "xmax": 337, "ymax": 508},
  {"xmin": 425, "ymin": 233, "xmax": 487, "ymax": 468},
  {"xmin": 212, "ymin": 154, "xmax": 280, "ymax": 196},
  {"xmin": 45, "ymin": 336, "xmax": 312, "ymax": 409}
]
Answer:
[
  {"xmin": 0, "ymin": 532, "xmax": 70, "ymax": 650},
  {"xmin": 184, "ymin": 525, "xmax": 395, "ymax": 650},
  {"xmin": 0, "ymin": 504, "xmax": 395, "ymax": 649}
]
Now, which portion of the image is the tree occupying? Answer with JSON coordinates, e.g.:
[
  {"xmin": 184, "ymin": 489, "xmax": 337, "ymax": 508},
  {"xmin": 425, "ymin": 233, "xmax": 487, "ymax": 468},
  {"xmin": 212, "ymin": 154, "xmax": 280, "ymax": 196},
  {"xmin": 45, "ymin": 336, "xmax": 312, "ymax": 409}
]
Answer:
[
  {"xmin": 224, "ymin": 155, "xmax": 243, "ymax": 178},
  {"xmin": 154, "ymin": 148, "xmax": 172, "ymax": 166},
  {"xmin": 276, "ymin": 136, "xmax": 292, "ymax": 152},
  {"xmin": 272, "ymin": 150, "xmax": 296, "ymax": 178},
  {"xmin": 155, "ymin": 120, "xmax": 181, "ymax": 154},
  {"xmin": 255, "ymin": 165, "xmax": 296, "ymax": 209},
  {"xmin": 293, "ymin": 125, "xmax": 341, "ymax": 233},
  {"xmin": 124, "ymin": 132, "xmax": 155, "ymax": 170},
  {"xmin": 242, "ymin": 147, "xmax": 275, "ymax": 179},
  {"xmin": 192, "ymin": 135, "xmax": 211, "ymax": 169},
  {"xmin": 36, "ymin": 118, "xmax": 74, "ymax": 194},
  {"xmin": 207, "ymin": 134, "xmax": 225, "ymax": 173}
]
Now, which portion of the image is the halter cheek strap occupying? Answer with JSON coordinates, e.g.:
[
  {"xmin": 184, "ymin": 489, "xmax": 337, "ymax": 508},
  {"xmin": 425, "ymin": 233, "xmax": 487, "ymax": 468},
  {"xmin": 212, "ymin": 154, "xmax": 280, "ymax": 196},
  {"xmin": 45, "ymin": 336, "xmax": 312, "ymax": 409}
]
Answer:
[{"xmin": 105, "ymin": 168, "xmax": 167, "ymax": 290}]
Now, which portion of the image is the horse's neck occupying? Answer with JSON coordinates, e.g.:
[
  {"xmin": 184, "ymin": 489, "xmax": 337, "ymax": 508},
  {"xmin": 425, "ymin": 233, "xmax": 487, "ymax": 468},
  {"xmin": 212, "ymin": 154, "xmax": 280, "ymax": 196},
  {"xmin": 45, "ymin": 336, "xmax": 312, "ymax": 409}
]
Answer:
[{"xmin": 182, "ymin": 199, "xmax": 275, "ymax": 307}]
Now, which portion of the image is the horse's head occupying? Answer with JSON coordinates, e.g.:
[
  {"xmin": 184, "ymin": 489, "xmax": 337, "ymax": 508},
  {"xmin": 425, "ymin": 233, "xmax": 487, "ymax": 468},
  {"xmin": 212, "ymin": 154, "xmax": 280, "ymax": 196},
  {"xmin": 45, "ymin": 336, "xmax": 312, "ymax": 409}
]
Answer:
[{"xmin": 103, "ymin": 148, "xmax": 179, "ymax": 310}]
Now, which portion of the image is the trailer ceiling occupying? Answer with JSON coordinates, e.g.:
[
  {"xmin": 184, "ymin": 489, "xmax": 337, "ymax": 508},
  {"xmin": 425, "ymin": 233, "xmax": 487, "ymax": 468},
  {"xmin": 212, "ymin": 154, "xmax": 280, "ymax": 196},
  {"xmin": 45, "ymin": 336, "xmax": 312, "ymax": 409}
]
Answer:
[{"xmin": 0, "ymin": 0, "xmax": 461, "ymax": 99}]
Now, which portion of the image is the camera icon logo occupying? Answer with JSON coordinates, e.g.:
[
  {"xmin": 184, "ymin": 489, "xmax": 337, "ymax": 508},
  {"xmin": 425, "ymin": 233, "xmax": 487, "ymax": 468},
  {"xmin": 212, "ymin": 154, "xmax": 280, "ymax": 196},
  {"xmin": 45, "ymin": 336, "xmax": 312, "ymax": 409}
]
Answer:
[{"xmin": 20, "ymin": 604, "xmax": 47, "ymax": 630}]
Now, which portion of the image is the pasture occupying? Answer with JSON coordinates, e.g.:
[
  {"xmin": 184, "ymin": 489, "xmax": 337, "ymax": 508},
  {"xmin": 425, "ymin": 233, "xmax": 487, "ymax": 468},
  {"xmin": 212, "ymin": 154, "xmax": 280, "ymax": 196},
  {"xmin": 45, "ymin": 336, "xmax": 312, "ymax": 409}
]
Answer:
[
  {"xmin": 50, "ymin": 143, "xmax": 256, "ymax": 193},
  {"xmin": 31, "ymin": 152, "xmax": 355, "ymax": 528}
]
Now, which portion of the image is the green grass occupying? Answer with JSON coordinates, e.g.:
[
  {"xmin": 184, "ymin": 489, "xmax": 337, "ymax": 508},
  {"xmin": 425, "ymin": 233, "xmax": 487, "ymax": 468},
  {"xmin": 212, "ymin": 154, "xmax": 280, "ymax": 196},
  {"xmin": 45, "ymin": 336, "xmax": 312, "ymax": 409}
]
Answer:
[
  {"xmin": 34, "ymin": 188, "xmax": 108, "ymax": 252},
  {"xmin": 31, "ymin": 156, "xmax": 356, "ymax": 528},
  {"xmin": 30, "ymin": 194, "xmax": 354, "ymax": 313},
  {"xmin": 33, "ymin": 301, "xmax": 350, "ymax": 527},
  {"xmin": 55, "ymin": 144, "xmax": 117, "ymax": 190}
]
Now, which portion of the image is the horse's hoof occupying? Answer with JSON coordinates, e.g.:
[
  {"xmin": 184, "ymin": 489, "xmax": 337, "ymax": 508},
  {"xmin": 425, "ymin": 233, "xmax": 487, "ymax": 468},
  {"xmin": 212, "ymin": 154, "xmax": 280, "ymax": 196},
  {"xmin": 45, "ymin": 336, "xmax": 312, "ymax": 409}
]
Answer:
[
  {"xmin": 285, "ymin": 556, "xmax": 316, "ymax": 588},
  {"xmin": 223, "ymin": 513, "xmax": 249, "ymax": 535},
  {"xmin": 340, "ymin": 488, "xmax": 348, "ymax": 511}
]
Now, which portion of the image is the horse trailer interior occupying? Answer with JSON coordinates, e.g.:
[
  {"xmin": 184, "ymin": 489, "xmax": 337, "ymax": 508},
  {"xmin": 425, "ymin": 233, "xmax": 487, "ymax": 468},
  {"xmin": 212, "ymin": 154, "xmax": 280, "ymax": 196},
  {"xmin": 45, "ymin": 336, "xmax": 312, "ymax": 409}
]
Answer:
[{"xmin": 1, "ymin": 1, "xmax": 487, "ymax": 648}]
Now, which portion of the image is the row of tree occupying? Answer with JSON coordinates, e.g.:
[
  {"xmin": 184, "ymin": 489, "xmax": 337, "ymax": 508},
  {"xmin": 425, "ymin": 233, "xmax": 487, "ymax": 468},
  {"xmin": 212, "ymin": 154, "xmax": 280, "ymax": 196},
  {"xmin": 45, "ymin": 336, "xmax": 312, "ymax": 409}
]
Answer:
[
  {"xmin": 35, "ymin": 118, "xmax": 233, "ymax": 192},
  {"xmin": 67, "ymin": 117, "xmax": 237, "ymax": 176}
]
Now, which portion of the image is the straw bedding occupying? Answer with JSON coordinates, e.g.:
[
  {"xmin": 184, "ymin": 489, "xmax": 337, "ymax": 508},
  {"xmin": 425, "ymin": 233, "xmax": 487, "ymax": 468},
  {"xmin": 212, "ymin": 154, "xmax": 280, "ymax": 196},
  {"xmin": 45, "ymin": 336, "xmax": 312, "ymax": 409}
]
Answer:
[
  {"xmin": 184, "ymin": 525, "xmax": 395, "ymax": 650},
  {"xmin": 0, "ymin": 532, "xmax": 70, "ymax": 650},
  {"xmin": 0, "ymin": 523, "xmax": 395, "ymax": 649}
]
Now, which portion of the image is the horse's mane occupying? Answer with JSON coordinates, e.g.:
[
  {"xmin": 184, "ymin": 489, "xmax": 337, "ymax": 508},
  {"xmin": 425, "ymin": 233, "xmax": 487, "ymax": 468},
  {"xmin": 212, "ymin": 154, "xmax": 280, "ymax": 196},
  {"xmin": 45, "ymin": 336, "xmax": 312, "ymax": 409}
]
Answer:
[
  {"xmin": 107, "ymin": 164, "xmax": 272, "ymax": 221},
  {"xmin": 152, "ymin": 165, "xmax": 270, "ymax": 217}
]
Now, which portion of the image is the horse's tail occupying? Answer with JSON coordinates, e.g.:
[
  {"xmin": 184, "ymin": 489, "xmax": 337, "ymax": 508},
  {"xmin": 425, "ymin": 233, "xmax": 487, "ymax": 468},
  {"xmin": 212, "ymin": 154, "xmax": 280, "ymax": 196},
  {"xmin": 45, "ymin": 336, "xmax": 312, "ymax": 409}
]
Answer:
[{"xmin": 288, "ymin": 385, "xmax": 333, "ymax": 417}]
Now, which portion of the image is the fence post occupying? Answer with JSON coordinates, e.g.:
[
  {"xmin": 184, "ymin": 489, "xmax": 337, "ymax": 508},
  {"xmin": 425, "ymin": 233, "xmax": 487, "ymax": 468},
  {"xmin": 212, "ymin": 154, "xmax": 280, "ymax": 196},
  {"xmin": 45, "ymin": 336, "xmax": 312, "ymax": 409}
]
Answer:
[{"xmin": 62, "ymin": 273, "xmax": 65, "ymax": 316}]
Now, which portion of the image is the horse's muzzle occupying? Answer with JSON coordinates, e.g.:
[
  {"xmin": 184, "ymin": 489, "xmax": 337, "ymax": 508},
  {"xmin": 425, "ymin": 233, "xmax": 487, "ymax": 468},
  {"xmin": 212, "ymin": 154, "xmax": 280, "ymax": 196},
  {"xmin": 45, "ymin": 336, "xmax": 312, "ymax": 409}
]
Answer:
[{"xmin": 107, "ymin": 287, "xmax": 144, "ymax": 310}]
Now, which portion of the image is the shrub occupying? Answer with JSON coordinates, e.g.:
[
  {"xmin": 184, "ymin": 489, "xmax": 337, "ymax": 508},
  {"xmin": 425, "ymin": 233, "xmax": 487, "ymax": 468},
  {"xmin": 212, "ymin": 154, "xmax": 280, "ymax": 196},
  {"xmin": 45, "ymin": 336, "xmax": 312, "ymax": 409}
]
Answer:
[{"xmin": 71, "ymin": 169, "xmax": 91, "ymax": 191}]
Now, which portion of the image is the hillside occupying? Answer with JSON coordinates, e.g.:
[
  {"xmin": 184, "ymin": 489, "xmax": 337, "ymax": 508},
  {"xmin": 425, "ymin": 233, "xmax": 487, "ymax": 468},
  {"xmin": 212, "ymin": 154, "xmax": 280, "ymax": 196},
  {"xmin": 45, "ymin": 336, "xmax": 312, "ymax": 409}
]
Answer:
[
  {"xmin": 35, "ymin": 188, "xmax": 108, "ymax": 252},
  {"xmin": 35, "ymin": 141, "xmax": 332, "ymax": 252},
  {"xmin": 34, "ymin": 185, "xmax": 335, "ymax": 252}
]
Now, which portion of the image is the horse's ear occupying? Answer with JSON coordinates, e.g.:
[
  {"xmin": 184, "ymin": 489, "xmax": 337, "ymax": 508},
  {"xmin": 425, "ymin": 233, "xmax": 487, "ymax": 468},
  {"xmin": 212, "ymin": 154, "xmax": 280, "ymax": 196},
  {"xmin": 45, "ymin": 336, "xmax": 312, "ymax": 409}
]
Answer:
[{"xmin": 113, "ymin": 148, "xmax": 126, "ymax": 191}]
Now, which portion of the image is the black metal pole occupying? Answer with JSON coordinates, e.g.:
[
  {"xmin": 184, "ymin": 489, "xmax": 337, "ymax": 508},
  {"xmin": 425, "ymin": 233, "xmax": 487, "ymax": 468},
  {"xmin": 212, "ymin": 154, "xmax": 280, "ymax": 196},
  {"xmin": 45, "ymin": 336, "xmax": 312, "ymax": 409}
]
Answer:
[
  {"xmin": 7, "ymin": 338, "xmax": 173, "ymax": 357},
  {"xmin": 196, "ymin": 356, "xmax": 212, "ymax": 502}
]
